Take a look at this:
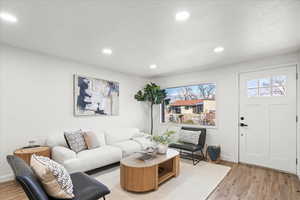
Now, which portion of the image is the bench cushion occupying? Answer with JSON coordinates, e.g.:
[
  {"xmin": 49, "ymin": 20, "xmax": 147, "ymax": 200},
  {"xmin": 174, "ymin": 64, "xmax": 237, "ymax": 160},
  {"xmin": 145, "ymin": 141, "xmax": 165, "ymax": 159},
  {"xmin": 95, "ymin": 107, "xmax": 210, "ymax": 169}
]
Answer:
[{"xmin": 169, "ymin": 143, "xmax": 202, "ymax": 152}]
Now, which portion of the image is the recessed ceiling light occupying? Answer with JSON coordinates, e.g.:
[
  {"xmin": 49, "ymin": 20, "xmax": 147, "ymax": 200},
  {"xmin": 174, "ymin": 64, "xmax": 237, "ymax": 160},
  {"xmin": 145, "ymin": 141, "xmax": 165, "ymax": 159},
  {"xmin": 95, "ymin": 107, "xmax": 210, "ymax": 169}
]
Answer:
[
  {"xmin": 149, "ymin": 64, "xmax": 157, "ymax": 69},
  {"xmin": 175, "ymin": 11, "xmax": 190, "ymax": 21},
  {"xmin": 102, "ymin": 48, "xmax": 112, "ymax": 55},
  {"xmin": 214, "ymin": 46, "xmax": 224, "ymax": 53},
  {"xmin": 0, "ymin": 12, "xmax": 18, "ymax": 23}
]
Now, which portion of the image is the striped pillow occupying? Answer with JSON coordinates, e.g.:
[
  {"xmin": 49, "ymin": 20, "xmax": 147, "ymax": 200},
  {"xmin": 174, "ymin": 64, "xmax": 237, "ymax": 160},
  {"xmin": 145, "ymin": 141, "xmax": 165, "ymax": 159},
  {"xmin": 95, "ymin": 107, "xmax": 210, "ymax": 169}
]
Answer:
[{"xmin": 179, "ymin": 129, "xmax": 201, "ymax": 145}]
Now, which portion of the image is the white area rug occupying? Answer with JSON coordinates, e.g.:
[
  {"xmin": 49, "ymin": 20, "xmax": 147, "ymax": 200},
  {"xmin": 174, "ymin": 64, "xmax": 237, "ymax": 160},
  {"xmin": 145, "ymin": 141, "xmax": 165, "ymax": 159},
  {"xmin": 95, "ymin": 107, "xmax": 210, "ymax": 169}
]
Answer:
[{"xmin": 92, "ymin": 161, "xmax": 231, "ymax": 200}]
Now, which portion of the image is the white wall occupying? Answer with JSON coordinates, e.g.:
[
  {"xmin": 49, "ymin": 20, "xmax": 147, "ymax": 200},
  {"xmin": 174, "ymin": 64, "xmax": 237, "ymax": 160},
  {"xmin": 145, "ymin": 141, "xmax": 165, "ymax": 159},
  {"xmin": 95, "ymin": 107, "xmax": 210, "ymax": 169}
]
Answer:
[
  {"xmin": 1, "ymin": 44, "xmax": 299, "ymax": 180},
  {"xmin": 152, "ymin": 52, "xmax": 300, "ymax": 168},
  {"xmin": 298, "ymin": 51, "xmax": 300, "ymax": 178},
  {"xmin": 0, "ymin": 44, "xmax": 148, "ymax": 181}
]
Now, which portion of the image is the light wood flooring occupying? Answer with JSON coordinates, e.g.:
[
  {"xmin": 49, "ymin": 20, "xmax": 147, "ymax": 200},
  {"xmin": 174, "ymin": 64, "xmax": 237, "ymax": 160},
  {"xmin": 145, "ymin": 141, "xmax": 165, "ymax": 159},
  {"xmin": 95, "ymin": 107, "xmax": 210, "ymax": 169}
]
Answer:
[
  {"xmin": 1, "ymin": 162, "xmax": 299, "ymax": 200},
  {"xmin": 207, "ymin": 162, "xmax": 300, "ymax": 200}
]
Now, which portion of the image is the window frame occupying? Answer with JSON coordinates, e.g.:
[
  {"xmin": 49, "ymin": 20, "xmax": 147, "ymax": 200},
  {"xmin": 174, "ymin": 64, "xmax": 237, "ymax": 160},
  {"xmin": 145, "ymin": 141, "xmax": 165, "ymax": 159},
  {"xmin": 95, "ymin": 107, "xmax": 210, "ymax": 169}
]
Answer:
[{"xmin": 247, "ymin": 75, "xmax": 287, "ymax": 98}]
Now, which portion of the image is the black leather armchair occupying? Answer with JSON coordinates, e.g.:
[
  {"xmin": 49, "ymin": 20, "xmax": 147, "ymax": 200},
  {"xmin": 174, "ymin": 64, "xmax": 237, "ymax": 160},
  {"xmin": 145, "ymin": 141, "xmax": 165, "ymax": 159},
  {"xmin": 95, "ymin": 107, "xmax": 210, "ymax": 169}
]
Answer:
[
  {"xmin": 169, "ymin": 127, "xmax": 206, "ymax": 165},
  {"xmin": 7, "ymin": 155, "xmax": 110, "ymax": 200}
]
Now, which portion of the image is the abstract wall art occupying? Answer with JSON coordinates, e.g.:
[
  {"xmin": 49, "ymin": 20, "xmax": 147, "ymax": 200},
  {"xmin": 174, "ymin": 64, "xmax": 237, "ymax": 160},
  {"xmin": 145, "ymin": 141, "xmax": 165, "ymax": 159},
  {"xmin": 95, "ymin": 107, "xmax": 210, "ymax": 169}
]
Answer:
[{"xmin": 74, "ymin": 75, "xmax": 119, "ymax": 116}]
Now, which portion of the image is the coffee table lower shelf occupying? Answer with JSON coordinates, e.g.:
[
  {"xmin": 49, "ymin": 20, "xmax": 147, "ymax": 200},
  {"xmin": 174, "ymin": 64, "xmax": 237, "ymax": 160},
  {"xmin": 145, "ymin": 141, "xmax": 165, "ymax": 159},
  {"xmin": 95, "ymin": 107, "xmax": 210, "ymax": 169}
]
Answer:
[
  {"xmin": 120, "ymin": 153, "xmax": 180, "ymax": 192},
  {"xmin": 158, "ymin": 171, "xmax": 175, "ymax": 184}
]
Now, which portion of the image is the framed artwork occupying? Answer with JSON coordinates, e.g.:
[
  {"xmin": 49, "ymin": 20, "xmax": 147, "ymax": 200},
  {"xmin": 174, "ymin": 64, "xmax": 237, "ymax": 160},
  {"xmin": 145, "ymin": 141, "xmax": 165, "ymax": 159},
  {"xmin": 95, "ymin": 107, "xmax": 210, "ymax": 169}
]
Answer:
[
  {"xmin": 161, "ymin": 83, "xmax": 216, "ymax": 127},
  {"xmin": 74, "ymin": 75, "xmax": 119, "ymax": 116}
]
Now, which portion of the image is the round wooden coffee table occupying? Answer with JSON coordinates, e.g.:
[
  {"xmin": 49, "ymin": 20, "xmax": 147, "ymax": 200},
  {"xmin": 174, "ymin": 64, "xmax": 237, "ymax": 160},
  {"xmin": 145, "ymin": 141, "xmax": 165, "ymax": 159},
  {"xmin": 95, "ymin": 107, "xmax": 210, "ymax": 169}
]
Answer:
[
  {"xmin": 14, "ymin": 146, "xmax": 51, "ymax": 165},
  {"xmin": 120, "ymin": 149, "xmax": 180, "ymax": 192}
]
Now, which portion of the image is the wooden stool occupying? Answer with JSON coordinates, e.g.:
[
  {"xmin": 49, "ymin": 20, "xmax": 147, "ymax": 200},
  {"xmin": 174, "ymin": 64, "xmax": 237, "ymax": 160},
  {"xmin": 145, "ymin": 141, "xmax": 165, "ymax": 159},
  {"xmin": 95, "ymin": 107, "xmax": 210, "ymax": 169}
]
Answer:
[{"xmin": 14, "ymin": 146, "xmax": 51, "ymax": 165}]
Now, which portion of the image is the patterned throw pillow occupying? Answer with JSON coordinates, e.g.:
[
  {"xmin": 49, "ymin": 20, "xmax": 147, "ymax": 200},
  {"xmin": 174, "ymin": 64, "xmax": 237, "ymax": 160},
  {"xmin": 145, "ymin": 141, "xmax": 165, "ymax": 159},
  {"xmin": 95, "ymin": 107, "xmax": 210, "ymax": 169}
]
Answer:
[
  {"xmin": 30, "ymin": 154, "xmax": 74, "ymax": 199},
  {"xmin": 64, "ymin": 130, "xmax": 87, "ymax": 153},
  {"xmin": 179, "ymin": 129, "xmax": 201, "ymax": 145}
]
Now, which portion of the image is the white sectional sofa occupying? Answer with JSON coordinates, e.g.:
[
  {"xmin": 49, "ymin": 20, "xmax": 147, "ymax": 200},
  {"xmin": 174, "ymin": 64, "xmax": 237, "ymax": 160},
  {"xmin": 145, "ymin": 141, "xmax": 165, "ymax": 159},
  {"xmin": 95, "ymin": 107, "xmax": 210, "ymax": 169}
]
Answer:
[{"xmin": 46, "ymin": 128, "xmax": 152, "ymax": 173}]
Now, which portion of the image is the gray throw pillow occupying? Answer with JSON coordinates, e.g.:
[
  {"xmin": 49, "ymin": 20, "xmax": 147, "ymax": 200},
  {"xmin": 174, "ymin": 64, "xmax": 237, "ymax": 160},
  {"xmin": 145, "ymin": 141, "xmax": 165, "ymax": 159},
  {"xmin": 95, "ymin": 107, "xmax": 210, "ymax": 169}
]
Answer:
[
  {"xmin": 64, "ymin": 130, "xmax": 87, "ymax": 153},
  {"xmin": 179, "ymin": 129, "xmax": 201, "ymax": 145}
]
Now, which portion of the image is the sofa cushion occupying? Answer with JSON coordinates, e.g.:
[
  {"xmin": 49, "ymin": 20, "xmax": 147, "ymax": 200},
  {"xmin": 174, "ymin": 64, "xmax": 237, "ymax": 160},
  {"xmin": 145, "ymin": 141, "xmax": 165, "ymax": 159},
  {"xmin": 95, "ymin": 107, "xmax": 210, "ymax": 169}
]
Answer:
[
  {"xmin": 66, "ymin": 146, "xmax": 122, "ymax": 173},
  {"xmin": 30, "ymin": 154, "xmax": 74, "ymax": 199},
  {"xmin": 112, "ymin": 140, "xmax": 142, "ymax": 157},
  {"xmin": 105, "ymin": 128, "xmax": 139, "ymax": 145},
  {"xmin": 46, "ymin": 134, "xmax": 69, "ymax": 148},
  {"xmin": 51, "ymin": 146, "xmax": 77, "ymax": 165}
]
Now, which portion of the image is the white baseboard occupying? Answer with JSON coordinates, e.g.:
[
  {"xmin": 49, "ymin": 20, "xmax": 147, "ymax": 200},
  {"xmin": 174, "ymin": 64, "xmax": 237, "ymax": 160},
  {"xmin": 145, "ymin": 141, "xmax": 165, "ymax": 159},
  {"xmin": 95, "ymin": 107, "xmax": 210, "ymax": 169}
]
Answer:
[
  {"xmin": 220, "ymin": 153, "xmax": 236, "ymax": 163},
  {"xmin": 0, "ymin": 173, "xmax": 14, "ymax": 183}
]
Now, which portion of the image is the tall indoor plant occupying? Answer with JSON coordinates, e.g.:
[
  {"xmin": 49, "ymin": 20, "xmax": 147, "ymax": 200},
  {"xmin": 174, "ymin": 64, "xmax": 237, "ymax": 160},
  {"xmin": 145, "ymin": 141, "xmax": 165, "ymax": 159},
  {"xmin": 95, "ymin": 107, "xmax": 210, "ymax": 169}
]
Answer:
[{"xmin": 134, "ymin": 82, "xmax": 166, "ymax": 135}]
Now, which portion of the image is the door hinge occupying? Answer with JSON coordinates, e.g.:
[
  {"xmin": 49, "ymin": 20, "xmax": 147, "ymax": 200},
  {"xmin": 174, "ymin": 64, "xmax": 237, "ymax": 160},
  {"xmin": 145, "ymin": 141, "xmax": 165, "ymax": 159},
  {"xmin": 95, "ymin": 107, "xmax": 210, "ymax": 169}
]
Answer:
[
  {"xmin": 297, "ymin": 158, "xmax": 298, "ymax": 165},
  {"xmin": 297, "ymin": 73, "xmax": 298, "ymax": 80},
  {"xmin": 297, "ymin": 116, "xmax": 298, "ymax": 123}
]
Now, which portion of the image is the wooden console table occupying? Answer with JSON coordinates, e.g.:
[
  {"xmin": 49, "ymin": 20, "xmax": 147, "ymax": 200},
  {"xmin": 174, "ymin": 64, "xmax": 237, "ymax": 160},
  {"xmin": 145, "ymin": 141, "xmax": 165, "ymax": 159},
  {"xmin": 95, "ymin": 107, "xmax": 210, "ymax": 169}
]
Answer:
[{"xmin": 120, "ymin": 149, "xmax": 180, "ymax": 192}]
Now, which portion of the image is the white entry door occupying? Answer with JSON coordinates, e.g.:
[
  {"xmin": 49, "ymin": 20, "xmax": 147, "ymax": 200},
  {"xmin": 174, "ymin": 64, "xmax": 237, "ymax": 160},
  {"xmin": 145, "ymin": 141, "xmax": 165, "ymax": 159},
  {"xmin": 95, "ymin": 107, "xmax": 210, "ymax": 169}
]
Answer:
[{"xmin": 239, "ymin": 65, "xmax": 297, "ymax": 173}]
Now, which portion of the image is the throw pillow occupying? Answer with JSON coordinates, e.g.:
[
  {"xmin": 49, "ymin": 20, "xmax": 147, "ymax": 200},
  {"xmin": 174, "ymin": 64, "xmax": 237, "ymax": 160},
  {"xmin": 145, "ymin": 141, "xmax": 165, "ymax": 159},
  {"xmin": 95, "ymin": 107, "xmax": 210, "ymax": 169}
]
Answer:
[
  {"xmin": 64, "ymin": 130, "xmax": 87, "ymax": 153},
  {"xmin": 131, "ymin": 137, "xmax": 154, "ymax": 150},
  {"xmin": 179, "ymin": 129, "xmax": 201, "ymax": 145},
  {"xmin": 30, "ymin": 154, "xmax": 74, "ymax": 199},
  {"xmin": 83, "ymin": 131, "xmax": 100, "ymax": 149}
]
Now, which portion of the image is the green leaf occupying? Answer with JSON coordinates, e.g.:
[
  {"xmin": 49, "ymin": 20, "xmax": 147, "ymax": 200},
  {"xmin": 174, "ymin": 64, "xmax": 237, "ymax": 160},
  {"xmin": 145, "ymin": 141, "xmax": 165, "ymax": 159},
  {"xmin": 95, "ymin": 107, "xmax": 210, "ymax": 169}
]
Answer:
[
  {"xmin": 134, "ymin": 90, "xmax": 145, "ymax": 101},
  {"xmin": 134, "ymin": 82, "xmax": 166, "ymax": 104}
]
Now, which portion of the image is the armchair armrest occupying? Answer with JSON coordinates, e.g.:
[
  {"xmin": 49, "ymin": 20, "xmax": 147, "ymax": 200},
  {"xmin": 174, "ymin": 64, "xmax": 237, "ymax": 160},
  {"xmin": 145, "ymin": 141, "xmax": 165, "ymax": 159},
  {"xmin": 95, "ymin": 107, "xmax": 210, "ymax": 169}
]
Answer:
[{"xmin": 51, "ymin": 146, "xmax": 77, "ymax": 164}]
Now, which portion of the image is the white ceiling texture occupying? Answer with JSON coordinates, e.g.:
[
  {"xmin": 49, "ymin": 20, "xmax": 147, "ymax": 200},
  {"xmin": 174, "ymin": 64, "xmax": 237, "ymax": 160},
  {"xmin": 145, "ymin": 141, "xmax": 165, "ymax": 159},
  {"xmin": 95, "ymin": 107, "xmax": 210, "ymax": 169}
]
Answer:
[{"xmin": 1, "ymin": 0, "xmax": 300, "ymax": 77}]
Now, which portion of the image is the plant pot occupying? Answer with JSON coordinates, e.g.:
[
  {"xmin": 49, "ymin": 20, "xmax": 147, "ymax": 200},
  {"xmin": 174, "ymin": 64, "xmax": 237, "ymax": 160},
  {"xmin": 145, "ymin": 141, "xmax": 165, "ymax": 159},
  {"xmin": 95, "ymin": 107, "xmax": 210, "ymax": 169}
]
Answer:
[{"xmin": 157, "ymin": 144, "xmax": 168, "ymax": 154}]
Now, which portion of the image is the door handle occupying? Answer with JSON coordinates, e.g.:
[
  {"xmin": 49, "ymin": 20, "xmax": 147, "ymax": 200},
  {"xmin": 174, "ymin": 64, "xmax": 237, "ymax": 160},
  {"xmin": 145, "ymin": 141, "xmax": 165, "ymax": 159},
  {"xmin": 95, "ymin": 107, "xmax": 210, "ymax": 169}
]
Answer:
[{"xmin": 240, "ymin": 123, "xmax": 248, "ymax": 127}]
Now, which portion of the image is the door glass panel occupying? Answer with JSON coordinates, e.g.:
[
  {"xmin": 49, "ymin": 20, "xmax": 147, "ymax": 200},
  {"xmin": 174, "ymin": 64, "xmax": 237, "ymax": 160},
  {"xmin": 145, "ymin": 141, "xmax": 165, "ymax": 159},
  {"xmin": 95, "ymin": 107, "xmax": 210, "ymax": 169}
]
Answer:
[
  {"xmin": 248, "ymin": 88, "xmax": 258, "ymax": 97},
  {"xmin": 259, "ymin": 78, "xmax": 271, "ymax": 87},
  {"xmin": 272, "ymin": 87, "xmax": 286, "ymax": 96},
  {"xmin": 259, "ymin": 87, "xmax": 271, "ymax": 96},
  {"xmin": 272, "ymin": 75, "xmax": 287, "ymax": 87},
  {"xmin": 247, "ymin": 79, "xmax": 258, "ymax": 88}
]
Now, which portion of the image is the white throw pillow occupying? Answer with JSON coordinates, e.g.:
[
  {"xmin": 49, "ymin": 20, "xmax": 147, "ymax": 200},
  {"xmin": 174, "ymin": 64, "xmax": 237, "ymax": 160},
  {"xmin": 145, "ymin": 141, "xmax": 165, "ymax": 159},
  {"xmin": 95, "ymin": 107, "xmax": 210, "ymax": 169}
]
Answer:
[
  {"xmin": 131, "ymin": 137, "xmax": 154, "ymax": 150},
  {"xmin": 105, "ymin": 128, "xmax": 140, "ymax": 144},
  {"xmin": 179, "ymin": 130, "xmax": 201, "ymax": 145}
]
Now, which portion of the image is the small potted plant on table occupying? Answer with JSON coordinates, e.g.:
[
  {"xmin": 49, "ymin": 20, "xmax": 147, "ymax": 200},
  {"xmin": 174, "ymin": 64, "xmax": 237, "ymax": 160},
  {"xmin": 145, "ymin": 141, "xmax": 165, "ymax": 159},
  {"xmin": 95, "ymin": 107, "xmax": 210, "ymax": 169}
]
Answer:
[{"xmin": 151, "ymin": 130, "xmax": 176, "ymax": 154}]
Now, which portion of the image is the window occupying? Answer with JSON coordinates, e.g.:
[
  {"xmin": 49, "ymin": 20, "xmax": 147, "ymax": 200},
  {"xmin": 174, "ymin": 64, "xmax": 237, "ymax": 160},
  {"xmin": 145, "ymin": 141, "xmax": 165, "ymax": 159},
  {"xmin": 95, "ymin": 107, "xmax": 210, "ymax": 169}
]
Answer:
[
  {"xmin": 174, "ymin": 107, "xmax": 181, "ymax": 114},
  {"xmin": 247, "ymin": 75, "xmax": 287, "ymax": 97},
  {"xmin": 272, "ymin": 75, "xmax": 287, "ymax": 96},
  {"xmin": 161, "ymin": 83, "xmax": 216, "ymax": 127}
]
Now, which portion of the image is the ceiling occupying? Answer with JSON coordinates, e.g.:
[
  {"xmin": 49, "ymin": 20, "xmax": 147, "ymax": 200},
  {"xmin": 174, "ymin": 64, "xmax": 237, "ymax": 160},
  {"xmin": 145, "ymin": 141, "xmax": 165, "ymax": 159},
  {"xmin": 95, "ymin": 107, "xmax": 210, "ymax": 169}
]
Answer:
[{"xmin": 1, "ymin": 0, "xmax": 300, "ymax": 78}]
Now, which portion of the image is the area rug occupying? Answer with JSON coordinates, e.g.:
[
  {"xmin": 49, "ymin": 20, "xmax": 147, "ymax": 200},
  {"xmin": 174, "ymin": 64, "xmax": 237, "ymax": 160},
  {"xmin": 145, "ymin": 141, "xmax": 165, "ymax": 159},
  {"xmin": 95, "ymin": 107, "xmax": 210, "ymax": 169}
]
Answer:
[{"xmin": 92, "ymin": 161, "xmax": 231, "ymax": 200}]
